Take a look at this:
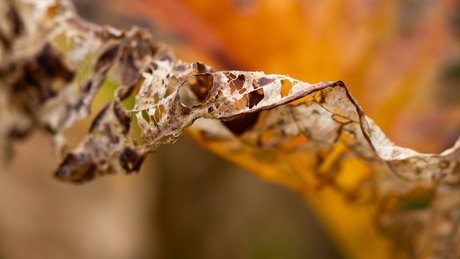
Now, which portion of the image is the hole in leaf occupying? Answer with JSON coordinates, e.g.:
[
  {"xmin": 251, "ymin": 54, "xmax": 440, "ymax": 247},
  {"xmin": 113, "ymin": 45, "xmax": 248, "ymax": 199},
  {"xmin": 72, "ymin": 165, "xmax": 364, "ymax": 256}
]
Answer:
[
  {"xmin": 165, "ymin": 78, "xmax": 178, "ymax": 97},
  {"xmin": 141, "ymin": 110, "xmax": 150, "ymax": 123},
  {"xmin": 158, "ymin": 105, "xmax": 165, "ymax": 116},
  {"xmin": 188, "ymin": 74, "xmax": 214, "ymax": 102},
  {"xmin": 281, "ymin": 80, "xmax": 293, "ymax": 98},
  {"xmin": 248, "ymin": 89, "xmax": 264, "ymax": 108},
  {"xmin": 226, "ymin": 73, "xmax": 245, "ymax": 95}
]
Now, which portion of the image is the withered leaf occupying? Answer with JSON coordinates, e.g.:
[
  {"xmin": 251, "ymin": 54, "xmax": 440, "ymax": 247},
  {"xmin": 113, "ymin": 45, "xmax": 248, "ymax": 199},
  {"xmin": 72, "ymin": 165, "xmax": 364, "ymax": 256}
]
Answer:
[{"xmin": 1, "ymin": 1, "xmax": 459, "ymax": 258}]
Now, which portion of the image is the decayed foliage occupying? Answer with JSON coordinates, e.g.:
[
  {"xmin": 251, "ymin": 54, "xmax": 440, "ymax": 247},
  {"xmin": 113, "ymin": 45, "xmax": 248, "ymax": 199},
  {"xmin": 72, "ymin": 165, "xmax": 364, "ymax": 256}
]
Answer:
[{"xmin": 0, "ymin": 0, "xmax": 459, "ymax": 258}]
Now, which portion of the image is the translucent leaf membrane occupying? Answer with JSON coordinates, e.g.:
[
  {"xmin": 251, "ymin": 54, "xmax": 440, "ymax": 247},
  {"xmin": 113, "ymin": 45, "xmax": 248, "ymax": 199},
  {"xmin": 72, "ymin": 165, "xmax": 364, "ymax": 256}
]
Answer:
[{"xmin": 0, "ymin": 1, "xmax": 459, "ymax": 258}]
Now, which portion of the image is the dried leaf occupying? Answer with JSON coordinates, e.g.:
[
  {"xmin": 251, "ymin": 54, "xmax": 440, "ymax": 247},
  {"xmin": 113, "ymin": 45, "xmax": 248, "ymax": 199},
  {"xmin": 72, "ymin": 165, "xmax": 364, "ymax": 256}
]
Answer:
[{"xmin": 1, "ymin": 1, "xmax": 459, "ymax": 258}]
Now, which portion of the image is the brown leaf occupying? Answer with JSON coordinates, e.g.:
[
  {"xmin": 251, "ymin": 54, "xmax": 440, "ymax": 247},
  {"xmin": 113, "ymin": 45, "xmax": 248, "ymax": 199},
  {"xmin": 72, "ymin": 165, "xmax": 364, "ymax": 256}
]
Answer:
[{"xmin": 1, "ymin": 1, "xmax": 459, "ymax": 258}]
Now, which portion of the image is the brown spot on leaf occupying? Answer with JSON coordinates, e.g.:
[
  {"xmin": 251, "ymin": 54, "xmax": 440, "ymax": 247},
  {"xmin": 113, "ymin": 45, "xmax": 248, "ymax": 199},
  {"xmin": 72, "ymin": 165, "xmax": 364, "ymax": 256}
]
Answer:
[
  {"xmin": 174, "ymin": 63, "xmax": 188, "ymax": 72},
  {"xmin": 37, "ymin": 44, "xmax": 74, "ymax": 81},
  {"xmin": 158, "ymin": 53, "xmax": 174, "ymax": 63},
  {"xmin": 0, "ymin": 2, "xmax": 24, "ymax": 50},
  {"xmin": 81, "ymin": 79, "xmax": 92, "ymax": 93},
  {"xmin": 7, "ymin": 125, "xmax": 32, "ymax": 139},
  {"xmin": 54, "ymin": 153, "xmax": 96, "ymax": 183},
  {"xmin": 113, "ymin": 101, "xmax": 131, "ymax": 134},
  {"xmin": 192, "ymin": 61, "xmax": 211, "ymax": 73},
  {"xmin": 7, "ymin": 4, "xmax": 24, "ymax": 36},
  {"xmin": 318, "ymin": 91, "xmax": 326, "ymax": 104},
  {"xmin": 95, "ymin": 43, "xmax": 120, "ymax": 72},
  {"xmin": 0, "ymin": 31, "xmax": 10, "ymax": 50},
  {"xmin": 89, "ymin": 103, "xmax": 110, "ymax": 133},
  {"xmin": 118, "ymin": 52, "xmax": 139, "ymax": 100},
  {"xmin": 223, "ymin": 112, "xmax": 260, "ymax": 135},
  {"xmin": 121, "ymin": 52, "xmax": 138, "ymax": 85},
  {"xmin": 119, "ymin": 147, "xmax": 144, "ymax": 172},
  {"xmin": 10, "ymin": 44, "xmax": 74, "ymax": 106},
  {"xmin": 258, "ymin": 77, "xmax": 275, "ymax": 87}
]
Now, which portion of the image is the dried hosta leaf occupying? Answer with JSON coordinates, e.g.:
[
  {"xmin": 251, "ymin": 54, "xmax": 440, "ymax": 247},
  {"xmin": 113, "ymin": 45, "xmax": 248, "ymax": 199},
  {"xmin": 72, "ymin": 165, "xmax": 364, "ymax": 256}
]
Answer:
[{"xmin": 1, "ymin": 0, "xmax": 459, "ymax": 258}]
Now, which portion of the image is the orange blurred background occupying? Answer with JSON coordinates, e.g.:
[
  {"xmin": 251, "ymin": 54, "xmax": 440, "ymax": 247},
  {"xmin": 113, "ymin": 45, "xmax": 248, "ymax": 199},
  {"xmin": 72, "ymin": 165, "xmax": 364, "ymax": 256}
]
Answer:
[{"xmin": 1, "ymin": 0, "xmax": 459, "ymax": 258}]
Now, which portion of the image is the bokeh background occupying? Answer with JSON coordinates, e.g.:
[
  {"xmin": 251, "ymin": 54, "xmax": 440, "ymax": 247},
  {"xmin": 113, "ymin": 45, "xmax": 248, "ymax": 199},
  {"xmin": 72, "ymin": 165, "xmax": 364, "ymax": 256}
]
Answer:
[{"xmin": 1, "ymin": 0, "xmax": 459, "ymax": 258}]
